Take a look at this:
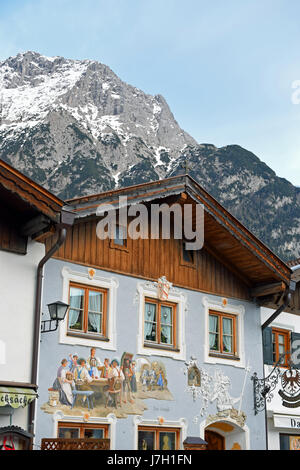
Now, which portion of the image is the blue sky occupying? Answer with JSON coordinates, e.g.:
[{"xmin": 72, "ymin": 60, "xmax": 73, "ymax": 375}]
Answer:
[{"xmin": 0, "ymin": 0, "xmax": 300, "ymax": 185}]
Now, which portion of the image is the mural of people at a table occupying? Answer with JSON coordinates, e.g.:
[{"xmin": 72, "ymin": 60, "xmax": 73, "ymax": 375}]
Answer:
[{"xmin": 41, "ymin": 350, "xmax": 173, "ymax": 419}]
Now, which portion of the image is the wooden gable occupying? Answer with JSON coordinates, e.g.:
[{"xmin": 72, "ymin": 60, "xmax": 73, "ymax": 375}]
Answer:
[{"xmin": 45, "ymin": 175, "xmax": 294, "ymax": 305}]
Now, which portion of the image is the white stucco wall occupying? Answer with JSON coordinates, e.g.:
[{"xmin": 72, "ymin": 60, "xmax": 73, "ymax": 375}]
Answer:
[{"xmin": 0, "ymin": 240, "xmax": 45, "ymax": 383}]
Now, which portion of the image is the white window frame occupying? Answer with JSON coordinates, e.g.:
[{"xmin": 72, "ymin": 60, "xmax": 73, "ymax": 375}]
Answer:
[
  {"xmin": 59, "ymin": 266, "xmax": 118, "ymax": 351},
  {"xmin": 52, "ymin": 410, "xmax": 117, "ymax": 449},
  {"xmin": 203, "ymin": 296, "xmax": 245, "ymax": 369},
  {"xmin": 133, "ymin": 415, "xmax": 187, "ymax": 450},
  {"xmin": 135, "ymin": 280, "xmax": 187, "ymax": 361}
]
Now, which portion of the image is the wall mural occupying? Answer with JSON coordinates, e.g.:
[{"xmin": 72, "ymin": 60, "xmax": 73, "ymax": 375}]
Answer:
[
  {"xmin": 40, "ymin": 350, "xmax": 173, "ymax": 419},
  {"xmin": 183, "ymin": 357, "xmax": 251, "ymax": 426}
]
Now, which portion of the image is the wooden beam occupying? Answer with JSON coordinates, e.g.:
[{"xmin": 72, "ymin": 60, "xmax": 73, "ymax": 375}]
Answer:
[{"xmin": 250, "ymin": 281, "xmax": 286, "ymax": 298}]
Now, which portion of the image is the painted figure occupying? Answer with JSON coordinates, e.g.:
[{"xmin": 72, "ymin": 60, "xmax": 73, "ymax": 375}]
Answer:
[
  {"xmin": 122, "ymin": 358, "xmax": 134, "ymax": 404},
  {"xmin": 141, "ymin": 365, "xmax": 150, "ymax": 391},
  {"xmin": 74, "ymin": 359, "xmax": 93, "ymax": 384},
  {"xmin": 106, "ymin": 359, "xmax": 124, "ymax": 407},
  {"xmin": 130, "ymin": 361, "xmax": 137, "ymax": 394},
  {"xmin": 157, "ymin": 368, "xmax": 164, "ymax": 390},
  {"xmin": 67, "ymin": 353, "xmax": 79, "ymax": 373},
  {"xmin": 87, "ymin": 348, "xmax": 102, "ymax": 379},
  {"xmin": 53, "ymin": 359, "xmax": 75, "ymax": 406},
  {"xmin": 101, "ymin": 358, "xmax": 111, "ymax": 378}
]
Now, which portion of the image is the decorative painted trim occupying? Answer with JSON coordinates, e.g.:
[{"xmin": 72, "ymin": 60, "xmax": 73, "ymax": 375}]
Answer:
[
  {"xmin": 135, "ymin": 279, "xmax": 187, "ymax": 361},
  {"xmin": 51, "ymin": 410, "xmax": 117, "ymax": 449},
  {"xmin": 132, "ymin": 415, "xmax": 187, "ymax": 450},
  {"xmin": 59, "ymin": 267, "xmax": 119, "ymax": 350},
  {"xmin": 202, "ymin": 296, "xmax": 245, "ymax": 368}
]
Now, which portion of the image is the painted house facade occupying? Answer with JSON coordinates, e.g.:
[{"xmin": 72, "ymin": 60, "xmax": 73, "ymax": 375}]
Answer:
[{"xmin": 33, "ymin": 175, "xmax": 296, "ymax": 450}]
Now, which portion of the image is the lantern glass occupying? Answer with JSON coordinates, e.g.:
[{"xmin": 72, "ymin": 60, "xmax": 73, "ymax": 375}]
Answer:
[{"xmin": 47, "ymin": 301, "xmax": 69, "ymax": 321}]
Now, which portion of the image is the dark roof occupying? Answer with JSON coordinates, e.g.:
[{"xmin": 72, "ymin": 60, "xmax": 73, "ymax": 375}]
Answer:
[
  {"xmin": 183, "ymin": 436, "xmax": 207, "ymax": 445},
  {"xmin": 288, "ymin": 258, "xmax": 300, "ymax": 268},
  {"xmin": 0, "ymin": 159, "xmax": 65, "ymax": 224},
  {"xmin": 0, "ymin": 425, "xmax": 33, "ymax": 438}
]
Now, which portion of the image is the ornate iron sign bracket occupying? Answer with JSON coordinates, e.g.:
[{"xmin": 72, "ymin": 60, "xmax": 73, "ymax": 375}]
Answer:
[{"xmin": 251, "ymin": 352, "xmax": 300, "ymax": 414}]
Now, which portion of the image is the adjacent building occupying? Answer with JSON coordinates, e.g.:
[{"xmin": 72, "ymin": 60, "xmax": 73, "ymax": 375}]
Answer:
[
  {"xmin": 261, "ymin": 259, "xmax": 300, "ymax": 450},
  {"xmin": 0, "ymin": 160, "xmax": 73, "ymax": 449}
]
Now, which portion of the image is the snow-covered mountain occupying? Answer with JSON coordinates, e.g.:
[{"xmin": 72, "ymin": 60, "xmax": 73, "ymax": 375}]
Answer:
[
  {"xmin": 0, "ymin": 51, "xmax": 195, "ymax": 196},
  {"xmin": 0, "ymin": 51, "xmax": 299, "ymax": 261}
]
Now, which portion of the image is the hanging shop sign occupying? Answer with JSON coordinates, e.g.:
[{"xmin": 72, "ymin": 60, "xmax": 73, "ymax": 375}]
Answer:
[
  {"xmin": 0, "ymin": 387, "xmax": 37, "ymax": 409},
  {"xmin": 252, "ymin": 353, "xmax": 300, "ymax": 414}
]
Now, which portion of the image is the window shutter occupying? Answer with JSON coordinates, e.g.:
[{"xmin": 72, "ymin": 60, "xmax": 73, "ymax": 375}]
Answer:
[
  {"xmin": 291, "ymin": 332, "xmax": 300, "ymax": 368},
  {"xmin": 262, "ymin": 327, "xmax": 273, "ymax": 365}
]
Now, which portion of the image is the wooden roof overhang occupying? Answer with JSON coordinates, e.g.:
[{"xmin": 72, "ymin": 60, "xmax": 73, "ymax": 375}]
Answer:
[
  {"xmin": 0, "ymin": 160, "xmax": 69, "ymax": 253},
  {"xmin": 67, "ymin": 174, "xmax": 295, "ymax": 311}
]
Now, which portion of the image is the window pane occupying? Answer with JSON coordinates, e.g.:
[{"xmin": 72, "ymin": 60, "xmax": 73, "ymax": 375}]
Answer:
[
  {"xmin": 278, "ymin": 335, "xmax": 285, "ymax": 345},
  {"xmin": 161, "ymin": 325, "xmax": 172, "ymax": 345},
  {"xmin": 209, "ymin": 315, "xmax": 219, "ymax": 351},
  {"xmin": 182, "ymin": 244, "xmax": 193, "ymax": 263},
  {"xmin": 159, "ymin": 432, "xmax": 176, "ymax": 450},
  {"xmin": 58, "ymin": 427, "xmax": 80, "ymax": 438},
  {"xmin": 144, "ymin": 303, "xmax": 157, "ymax": 342},
  {"xmin": 209, "ymin": 315, "xmax": 219, "ymax": 333},
  {"xmin": 114, "ymin": 225, "xmax": 126, "ymax": 246},
  {"xmin": 88, "ymin": 312, "xmax": 102, "ymax": 333},
  {"xmin": 209, "ymin": 333, "xmax": 219, "ymax": 351},
  {"xmin": 84, "ymin": 428, "xmax": 104, "ymax": 439},
  {"xmin": 68, "ymin": 309, "xmax": 83, "ymax": 330},
  {"xmin": 161, "ymin": 306, "xmax": 172, "ymax": 325},
  {"xmin": 223, "ymin": 335, "xmax": 233, "ymax": 353},
  {"xmin": 138, "ymin": 431, "xmax": 155, "ymax": 450},
  {"xmin": 88, "ymin": 291, "xmax": 102, "ymax": 312},
  {"xmin": 222, "ymin": 317, "xmax": 233, "ymax": 335},
  {"xmin": 69, "ymin": 287, "xmax": 84, "ymax": 330},
  {"xmin": 88, "ymin": 291, "xmax": 103, "ymax": 333}
]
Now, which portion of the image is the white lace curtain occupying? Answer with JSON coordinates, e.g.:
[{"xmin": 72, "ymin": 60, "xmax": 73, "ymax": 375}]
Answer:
[
  {"xmin": 144, "ymin": 303, "xmax": 156, "ymax": 340},
  {"xmin": 68, "ymin": 287, "xmax": 84, "ymax": 328},
  {"xmin": 88, "ymin": 291, "xmax": 102, "ymax": 333}
]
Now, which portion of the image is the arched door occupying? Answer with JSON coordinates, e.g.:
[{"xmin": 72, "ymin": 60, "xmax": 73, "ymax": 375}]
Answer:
[{"xmin": 204, "ymin": 430, "xmax": 225, "ymax": 450}]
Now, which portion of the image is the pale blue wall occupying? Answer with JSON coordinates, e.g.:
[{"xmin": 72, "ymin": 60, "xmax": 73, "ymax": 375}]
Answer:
[{"xmin": 35, "ymin": 258, "xmax": 266, "ymax": 450}]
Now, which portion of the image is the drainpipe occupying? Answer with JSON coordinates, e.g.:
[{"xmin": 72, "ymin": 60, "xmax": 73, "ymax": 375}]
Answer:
[{"xmin": 28, "ymin": 209, "xmax": 74, "ymax": 448}]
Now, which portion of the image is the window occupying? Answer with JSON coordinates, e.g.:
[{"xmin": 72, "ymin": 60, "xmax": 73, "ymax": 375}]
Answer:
[
  {"xmin": 138, "ymin": 426, "xmax": 180, "ymax": 450},
  {"xmin": 144, "ymin": 298, "xmax": 177, "ymax": 349},
  {"xmin": 280, "ymin": 434, "xmax": 300, "ymax": 450},
  {"xmin": 272, "ymin": 328, "xmax": 290, "ymax": 366},
  {"xmin": 58, "ymin": 422, "xmax": 109, "ymax": 440},
  {"xmin": 180, "ymin": 241, "xmax": 196, "ymax": 268},
  {"xmin": 68, "ymin": 282, "xmax": 107, "ymax": 339},
  {"xmin": 209, "ymin": 310, "xmax": 237, "ymax": 358},
  {"xmin": 110, "ymin": 224, "xmax": 128, "ymax": 250}
]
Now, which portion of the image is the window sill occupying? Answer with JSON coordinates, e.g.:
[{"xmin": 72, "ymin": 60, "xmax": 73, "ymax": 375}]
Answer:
[
  {"xmin": 67, "ymin": 332, "xmax": 110, "ymax": 342},
  {"xmin": 143, "ymin": 342, "xmax": 180, "ymax": 353},
  {"xmin": 109, "ymin": 240, "xmax": 129, "ymax": 252},
  {"xmin": 209, "ymin": 352, "xmax": 240, "ymax": 361}
]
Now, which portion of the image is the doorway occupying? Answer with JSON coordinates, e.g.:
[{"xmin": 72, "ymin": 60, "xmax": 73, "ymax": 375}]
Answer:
[{"xmin": 204, "ymin": 430, "xmax": 225, "ymax": 450}]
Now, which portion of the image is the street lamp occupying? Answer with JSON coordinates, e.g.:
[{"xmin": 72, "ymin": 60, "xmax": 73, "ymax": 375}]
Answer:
[{"xmin": 41, "ymin": 301, "xmax": 70, "ymax": 333}]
